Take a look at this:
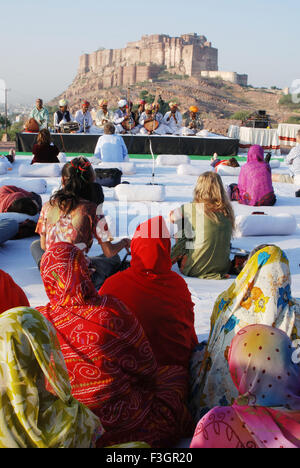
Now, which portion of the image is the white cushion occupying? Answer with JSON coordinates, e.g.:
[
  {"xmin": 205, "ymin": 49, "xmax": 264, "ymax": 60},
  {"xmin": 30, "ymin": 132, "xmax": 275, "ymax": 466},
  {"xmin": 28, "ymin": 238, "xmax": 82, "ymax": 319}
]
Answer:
[
  {"xmin": 0, "ymin": 177, "xmax": 47, "ymax": 194},
  {"xmin": 0, "ymin": 155, "xmax": 12, "ymax": 170},
  {"xmin": 156, "ymin": 154, "xmax": 190, "ymax": 166},
  {"xmin": 235, "ymin": 213, "xmax": 297, "ymax": 237},
  {"xmin": 96, "ymin": 161, "xmax": 136, "ymax": 175},
  {"xmin": 216, "ymin": 165, "xmax": 241, "ymax": 176},
  {"xmin": 293, "ymin": 175, "xmax": 300, "ymax": 186},
  {"xmin": 19, "ymin": 163, "xmax": 61, "ymax": 177},
  {"xmin": 58, "ymin": 152, "xmax": 67, "ymax": 163},
  {"xmin": 0, "ymin": 162, "xmax": 7, "ymax": 175},
  {"xmin": 0, "ymin": 212, "xmax": 39, "ymax": 223},
  {"xmin": 269, "ymin": 160, "xmax": 280, "ymax": 169},
  {"xmin": 177, "ymin": 164, "xmax": 203, "ymax": 176},
  {"xmin": 114, "ymin": 184, "xmax": 165, "ymax": 202}
]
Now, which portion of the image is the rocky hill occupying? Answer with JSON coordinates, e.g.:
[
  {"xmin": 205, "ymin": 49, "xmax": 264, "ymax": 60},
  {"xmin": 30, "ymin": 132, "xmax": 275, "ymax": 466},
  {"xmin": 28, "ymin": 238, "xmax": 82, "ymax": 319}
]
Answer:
[{"xmin": 49, "ymin": 75, "xmax": 294, "ymax": 136}]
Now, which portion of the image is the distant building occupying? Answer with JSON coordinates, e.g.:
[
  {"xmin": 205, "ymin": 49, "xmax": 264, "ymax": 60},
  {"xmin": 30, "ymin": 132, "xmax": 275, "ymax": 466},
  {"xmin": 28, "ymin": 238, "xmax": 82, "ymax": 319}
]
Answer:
[{"xmin": 77, "ymin": 33, "xmax": 247, "ymax": 88}]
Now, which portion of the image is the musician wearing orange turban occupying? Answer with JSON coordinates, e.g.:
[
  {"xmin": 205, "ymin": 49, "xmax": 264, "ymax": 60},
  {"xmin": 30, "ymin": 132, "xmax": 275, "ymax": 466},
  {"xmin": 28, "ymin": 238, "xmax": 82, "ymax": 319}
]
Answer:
[
  {"xmin": 181, "ymin": 105, "xmax": 203, "ymax": 136},
  {"xmin": 95, "ymin": 99, "xmax": 114, "ymax": 132}
]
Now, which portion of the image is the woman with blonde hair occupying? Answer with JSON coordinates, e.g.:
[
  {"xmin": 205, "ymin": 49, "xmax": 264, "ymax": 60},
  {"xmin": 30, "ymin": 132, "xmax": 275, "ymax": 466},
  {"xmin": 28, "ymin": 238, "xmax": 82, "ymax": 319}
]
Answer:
[{"xmin": 170, "ymin": 171, "xmax": 234, "ymax": 279}]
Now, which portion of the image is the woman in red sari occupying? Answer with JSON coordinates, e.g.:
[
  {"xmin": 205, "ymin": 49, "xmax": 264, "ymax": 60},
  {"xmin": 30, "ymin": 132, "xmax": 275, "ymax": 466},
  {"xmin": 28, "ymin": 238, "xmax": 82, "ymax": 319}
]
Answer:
[
  {"xmin": 36, "ymin": 241, "xmax": 192, "ymax": 447},
  {"xmin": 100, "ymin": 216, "xmax": 198, "ymax": 369}
]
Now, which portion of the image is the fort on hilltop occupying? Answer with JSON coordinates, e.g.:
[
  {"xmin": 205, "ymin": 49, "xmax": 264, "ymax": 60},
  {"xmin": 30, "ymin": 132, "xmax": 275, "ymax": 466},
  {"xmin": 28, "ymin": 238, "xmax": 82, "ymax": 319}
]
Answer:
[{"xmin": 78, "ymin": 33, "xmax": 247, "ymax": 88}]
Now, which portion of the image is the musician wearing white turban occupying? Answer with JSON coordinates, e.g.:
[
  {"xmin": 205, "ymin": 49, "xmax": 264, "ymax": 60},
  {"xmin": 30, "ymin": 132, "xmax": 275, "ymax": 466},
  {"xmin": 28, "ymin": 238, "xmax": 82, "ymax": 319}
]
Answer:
[
  {"xmin": 95, "ymin": 99, "xmax": 114, "ymax": 133},
  {"xmin": 163, "ymin": 102, "xmax": 183, "ymax": 135},
  {"xmin": 54, "ymin": 99, "xmax": 74, "ymax": 132},
  {"xmin": 113, "ymin": 99, "xmax": 129, "ymax": 134}
]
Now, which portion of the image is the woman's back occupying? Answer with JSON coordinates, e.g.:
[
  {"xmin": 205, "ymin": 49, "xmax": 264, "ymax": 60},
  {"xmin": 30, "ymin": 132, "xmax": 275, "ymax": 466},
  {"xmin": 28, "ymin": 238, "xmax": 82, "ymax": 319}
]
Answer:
[
  {"xmin": 238, "ymin": 145, "xmax": 275, "ymax": 206},
  {"xmin": 172, "ymin": 203, "xmax": 232, "ymax": 279},
  {"xmin": 36, "ymin": 199, "xmax": 110, "ymax": 253}
]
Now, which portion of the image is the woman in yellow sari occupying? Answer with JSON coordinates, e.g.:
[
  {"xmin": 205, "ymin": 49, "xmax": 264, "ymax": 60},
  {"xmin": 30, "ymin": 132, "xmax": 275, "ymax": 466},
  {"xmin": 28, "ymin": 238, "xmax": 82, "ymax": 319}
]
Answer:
[
  {"xmin": 0, "ymin": 307, "xmax": 103, "ymax": 448},
  {"xmin": 189, "ymin": 245, "xmax": 300, "ymax": 422}
]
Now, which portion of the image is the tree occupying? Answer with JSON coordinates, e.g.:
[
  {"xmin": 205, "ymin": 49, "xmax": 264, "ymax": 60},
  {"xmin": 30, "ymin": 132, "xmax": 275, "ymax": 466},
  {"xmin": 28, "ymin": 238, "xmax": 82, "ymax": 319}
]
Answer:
[{"xmin": 0, "ymin": 114, "xmax": 11, "ymax": 129}]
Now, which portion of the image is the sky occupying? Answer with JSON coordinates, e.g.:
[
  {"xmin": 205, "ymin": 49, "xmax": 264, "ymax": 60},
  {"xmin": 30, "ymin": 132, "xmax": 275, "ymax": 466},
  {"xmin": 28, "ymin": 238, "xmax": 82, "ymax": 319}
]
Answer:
[{"xmin": 0, "ymin": 0, "xmax": 299, "ymax": 105}]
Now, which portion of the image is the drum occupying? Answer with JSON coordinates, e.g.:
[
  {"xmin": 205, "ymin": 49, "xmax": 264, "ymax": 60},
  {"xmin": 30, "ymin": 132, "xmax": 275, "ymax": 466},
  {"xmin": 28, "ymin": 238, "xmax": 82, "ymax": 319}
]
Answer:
[
  {"xmin": 144, "ymin": 119, "xmax": 159, "ymax": 133},
  {"xmin": 121, "ymin": 117, "xmax": 136, "ymax": 131},
  {"xmin": 25, "ymin": 118, "xmax": 39, "ymax": 133}
]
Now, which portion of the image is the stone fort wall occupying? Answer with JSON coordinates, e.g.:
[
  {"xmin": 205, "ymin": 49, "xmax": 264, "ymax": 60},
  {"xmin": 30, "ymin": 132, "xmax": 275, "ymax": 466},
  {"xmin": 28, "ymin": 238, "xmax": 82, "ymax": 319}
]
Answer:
[{"xmin": 78, "ymin": 33, "xmax": 219, "ymax": 88}]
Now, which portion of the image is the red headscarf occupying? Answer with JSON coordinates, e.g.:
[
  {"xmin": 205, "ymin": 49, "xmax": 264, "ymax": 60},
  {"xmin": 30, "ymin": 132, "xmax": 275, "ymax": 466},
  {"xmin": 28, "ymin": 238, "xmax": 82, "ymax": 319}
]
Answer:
[
  {"xmin": 100, "ymin": 216, "xmax": 198, "ymax": 368},
  {"xmin": 0, "ymin": 186, "xmax": 32, "ymax": 213},
  {"xmin": 37, "ymin": 241, "xmax": 192, "ymax": 447},
  {"xmin": 0, "ymin": 269, "xmax": 29, "ymax": 314}
]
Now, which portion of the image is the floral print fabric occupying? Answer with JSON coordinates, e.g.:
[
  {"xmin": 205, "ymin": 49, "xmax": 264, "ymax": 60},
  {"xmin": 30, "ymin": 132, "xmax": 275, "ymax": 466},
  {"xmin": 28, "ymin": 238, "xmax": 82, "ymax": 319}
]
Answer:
[{"xmin": 36, "ymin": 199, "xmax": 112, "ymax": 253}]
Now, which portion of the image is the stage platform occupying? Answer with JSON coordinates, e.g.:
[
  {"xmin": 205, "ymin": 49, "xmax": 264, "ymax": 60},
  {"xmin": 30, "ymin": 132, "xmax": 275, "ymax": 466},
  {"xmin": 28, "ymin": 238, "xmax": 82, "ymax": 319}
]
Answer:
[{"xmin": 16, "ymin": 132, "xmax": 239, "ymax": 157}]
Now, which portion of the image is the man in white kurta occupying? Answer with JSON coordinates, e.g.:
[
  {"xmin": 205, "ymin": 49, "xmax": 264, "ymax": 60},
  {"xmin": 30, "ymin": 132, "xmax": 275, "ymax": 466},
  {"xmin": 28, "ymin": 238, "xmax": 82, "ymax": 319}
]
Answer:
[
  {"xmin": 163, "ymin": 102, "xmax": 183, "ymax": 135},
  {"xmin": 75, "ymin": 101, "xmax": 93, "ymax": 133},
  {"xmin": 95, "ymin": 99, "xmax": 114, "ymax": 133},
  {"xmin": 139, "ymin": 103, "xmax": 169, "ymax": 135},
  {"xmin": 53, "ymin": 99, "xmax": 74, "ymax": 132}
]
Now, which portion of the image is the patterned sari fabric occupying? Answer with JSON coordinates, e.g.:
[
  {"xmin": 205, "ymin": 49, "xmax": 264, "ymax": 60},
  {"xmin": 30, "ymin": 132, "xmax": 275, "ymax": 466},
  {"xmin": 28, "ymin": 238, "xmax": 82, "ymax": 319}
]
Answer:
[
  {"xmin": 190, "ymin": 325, "xmax": 300, "ymax": 448},
  {"xmin": 0, "ymin": 307, "xmax": 102, "ymax": 448},
  {"xmin": 189, "ymin": 245, "xmax": 300, "ymax": 422},
  {"xmin": 37, "ymin": 242, "xmax": 193, "ymax": 448}
]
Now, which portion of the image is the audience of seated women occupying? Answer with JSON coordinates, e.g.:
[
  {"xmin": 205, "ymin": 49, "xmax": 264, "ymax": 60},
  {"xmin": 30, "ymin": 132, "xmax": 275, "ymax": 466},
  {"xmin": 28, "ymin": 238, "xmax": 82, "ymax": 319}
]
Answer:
[{"xmin": 36, "ymin": 242, "xmax": 193, "ymax": 448}]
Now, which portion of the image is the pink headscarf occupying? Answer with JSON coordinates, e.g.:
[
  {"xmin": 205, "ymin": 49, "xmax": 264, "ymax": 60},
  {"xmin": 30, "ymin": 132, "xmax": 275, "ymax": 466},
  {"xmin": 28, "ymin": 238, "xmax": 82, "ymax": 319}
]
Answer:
[
  {"xmin": 238, "ymin": 145, "xmax": 275, "ymax": 206},
  {"xmin": 230, "ymin": 324, "xmax": 300, "ymax": 448},
  {"xmin": 190, "ymin": 324, "xmax": 300, "ymax": 448}
]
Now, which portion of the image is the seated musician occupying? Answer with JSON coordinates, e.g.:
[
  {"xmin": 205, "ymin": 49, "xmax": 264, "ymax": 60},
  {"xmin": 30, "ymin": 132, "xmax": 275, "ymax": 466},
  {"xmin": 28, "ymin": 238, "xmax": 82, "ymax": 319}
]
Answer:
[
  {"xmin": 53, "ymin": 99, "xmax": 74, "ymax": 132},
  {"xmin": 95, "ymin": 99, "xmax": 114, "ymax": 133},
  {"xmin": 163, "ymin": 102, "xmax": 183, "ymax": 135},
  {"xmin": 138, "ymin": 103, "xmax": 166, "ymax": 135},
  {"xmin": 74, "ymin": 101, "xmax": 93, "ymax": 133},
  {"xmin": 113, "ymin": 99, "xmax": 130, "ymax": 134},
  {"xmin": 29, "ymin": 99, "xmax": 49, "ymax": 130},
  {"xmin": 133, "ymin": 100, "xmax": 146, "ymax": 126},
  {"xmin": 139, "ymin": 103, "xmax": 155, "ymax": 134},
  {"xmin": 181, "ymin": 106, "xmax": 203, "ymax": 136},
  {"xmin": 126, "ymin": 101, "xmax": 140, "ymax": 134},
  {"xmin": 94, "ymin": 122, "xmax": 129, "ymax": 162}
]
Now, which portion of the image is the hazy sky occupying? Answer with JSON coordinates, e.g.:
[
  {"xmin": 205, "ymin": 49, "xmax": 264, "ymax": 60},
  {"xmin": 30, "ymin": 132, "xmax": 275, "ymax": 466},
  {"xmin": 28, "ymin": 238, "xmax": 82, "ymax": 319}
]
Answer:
[{"xmin": 0, "ymin": 0, "xmax": 299, "ymax": 104}]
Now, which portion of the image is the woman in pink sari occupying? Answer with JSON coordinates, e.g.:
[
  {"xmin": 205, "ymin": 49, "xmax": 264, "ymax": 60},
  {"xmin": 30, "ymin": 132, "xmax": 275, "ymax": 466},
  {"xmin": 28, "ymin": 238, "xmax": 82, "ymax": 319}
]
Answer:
[
  {"xmin": 231, "ymin": 145, "xmax": 276, "ymax": 206},
  {"xmin": 190, "ymin": 324, "xmax": 300, "ymax": 448}
]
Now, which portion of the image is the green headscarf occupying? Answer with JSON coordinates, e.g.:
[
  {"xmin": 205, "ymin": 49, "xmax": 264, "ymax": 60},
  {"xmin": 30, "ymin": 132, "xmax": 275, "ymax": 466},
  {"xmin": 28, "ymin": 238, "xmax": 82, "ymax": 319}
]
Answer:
[{"xmin": 0, "ymin": 307, "xmax": 103, "ymax": 448}]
